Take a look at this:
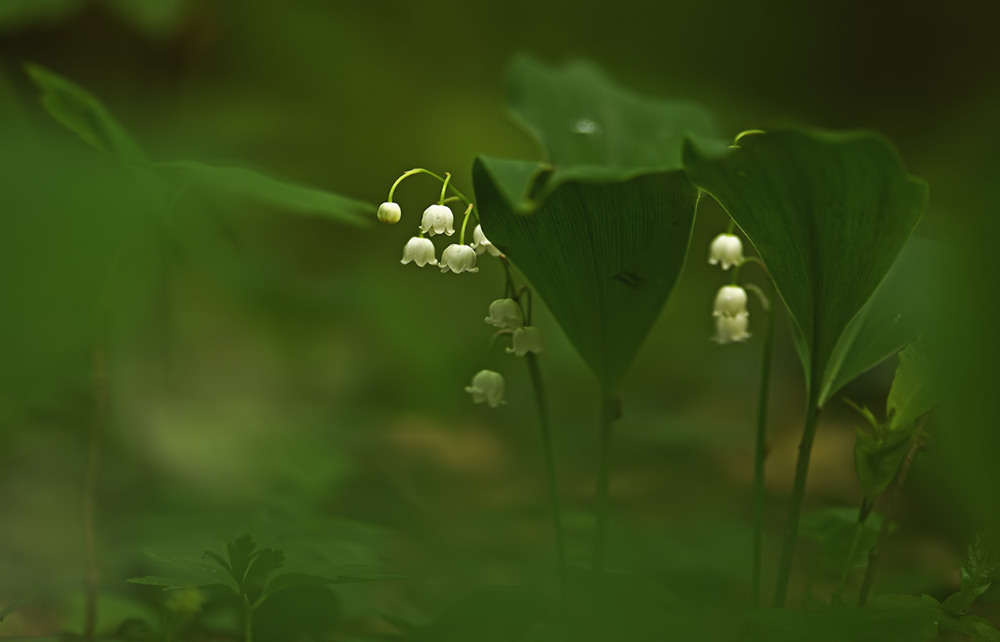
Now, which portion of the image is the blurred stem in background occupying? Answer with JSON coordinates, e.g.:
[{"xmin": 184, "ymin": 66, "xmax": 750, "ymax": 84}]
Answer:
[
  {"xmin": 773, "ymin": 380, "xmax": 822, "ymax": 607},
  {"xmin": 745, "ymin": 282, "xmax": 775, "ymax": 607},
  {"xmin": 858, "ymin": 432, "xmax": 923, "ymax": 606},
  {"xmin": 83, "ymin": 345, "xmax": 107, "ymax": 642},
  {"xmin": 592, "ymin": 395, "xmax": 619, "ymax": 573},
  {"xmin": 525, "ymin": 352, "xmax": 567, "ymax": 597}
]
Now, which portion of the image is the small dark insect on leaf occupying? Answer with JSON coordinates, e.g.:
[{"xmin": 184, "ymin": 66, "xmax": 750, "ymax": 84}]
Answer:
[{"xmin": 613, "ymin": 271, "xmax": 644, "ymax": 288}]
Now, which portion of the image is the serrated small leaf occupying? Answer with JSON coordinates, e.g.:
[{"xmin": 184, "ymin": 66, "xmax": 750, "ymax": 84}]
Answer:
[
  {"xmin": 157, "ymin": 160, "xmax": 371, "ymax": 226},
  {"xmin": 225, "ymin": 534, "xmax": 258, "ymax": 587},
  {"xmin": 141, "ymin": 550, "xmax": 240, "ymax": 593},
  {"xmin": 943, "ymin": 533, "xmax": 1000, "ymax": 616},
  {"xmin": 244, "ymin": 547, "xmax": 285, "ymax": 587},
  {"xmin": 24, "ymin": 62, "xmax": 147, "ymax": 165},
  {"xmin": 887, "ymin": 339, "xmax": 936, "ymax": 431}
]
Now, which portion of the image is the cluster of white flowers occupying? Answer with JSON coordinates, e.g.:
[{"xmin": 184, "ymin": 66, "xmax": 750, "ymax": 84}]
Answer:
[
  {"xmin": 386, "ymin": 199, "xmax": 503, "ymax": 276},
  {"xmin": 709, "ymin": 232, "xmax": 751, "ymax": 344}
]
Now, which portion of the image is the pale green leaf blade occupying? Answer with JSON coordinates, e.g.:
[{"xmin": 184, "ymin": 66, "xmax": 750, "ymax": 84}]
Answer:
[
  {"xmin": 157, "ymin": 160, "xmax": 372, "ymax": 226},
  {"xmin": 683, "ymin": 129, "xmax": 928, "ymax": 394},
  {"xmin": 474, "ymin": 156, "xmax": 697, "ymax": 391},
  {"xmin": 820, "ymin": 238, "xmax": 937, "ymax": 405},
  {"xmin": 23, "ymin": 62, "xmax": 147, "ymax": 165},
  {"xmin": 887, "ymin": 339, "xmax": 936, "ymax": 430}
]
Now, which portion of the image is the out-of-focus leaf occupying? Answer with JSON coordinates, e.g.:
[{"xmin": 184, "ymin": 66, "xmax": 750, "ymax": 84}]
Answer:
[
  {"xmin": 0, "ymin": 0, "xmax": 85, "ymax": 31},
  {"xmin": 103, "ymin": 0, "xmax": 190, "ymax": 38},
  {"xmin": 157, "ymin": 160, "xmax": 372, "ymax": 226},
  {"xmin": 744, "ymin": 597, "xmax": 940, "ymax": 642},
  {"xmin": 940, "ymin": 614, "xmax": 1000, "ymax": 641},
  {"xmin": 0, "ymin": 591, "xmax": 39, "ymax": 622},
  {"xmin": 126, "ymin": 575, "xmax": 229, "ymax": 592},
  {"xmin": 24, "ymin": 62, "xmax": 148, "ymax": 165},
  {"xmin": 263, "ymin": 570, "xmax": 397, "ymax": 599},
  {"xmin": 820, "ymin": 238, "xmax": 937, "ymax": 405},
  {"xmin": 799, "ymin": 507, "xmax": 884, "ymax": 573},
  {"xmin": 683, "ymin": 129, "xmax": 927, "ymax": 399},
  {"xmin": 854, "ymin": 425, "xmax": 916, "ymax": 500},
  {"xmin": 244, "ymin": 548, "xmax": 285, "ymax": 587},
  {"xmin": 475, "ymin": 158, "xmax": 697, "ymax": 391},
  {"xmin": 887, "ymin": 339, "xmax": 936, "ymax": 431},
  {"xmin": 507, "ymin": 55, "xmax": 723, "ymax": 189}
]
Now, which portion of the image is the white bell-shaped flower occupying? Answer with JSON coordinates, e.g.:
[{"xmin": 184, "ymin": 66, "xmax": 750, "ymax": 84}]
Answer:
[
  {"xmin": 400, "ymin": 237, "xmax": 437, "ymax": 267},
  {"xmin": 713, "ymin": 285, "xmax": 748, "ymax": 318},
  {"xmin": 439, "ymin": 244, "xmax": 479, "ymax": 274},
  {"xmin": 377, "ymin": 202, "xmax": 401, "ymax": 224},
  {"xmin": 709, "ymin": 233, "xmax": 744, "ymax": 270},
  {"xmin": 418, "ymin": 204, "xmax": 455, "ymax": 236},
  {"xmin": 714, "ymin": 312, "xmax": 751, "ymax": 344},
  {"xmin": 507, "ymin": 326, "xmax": 545, "ymax": 356},
  {"xmin": 465, "ymin": 370, "xmax": 505, "ymax": 407},
  {"xmin": 485, "ymin": 298, "xmax": 523, "ymax": 329},
  {"xmin": 472, "ymin": 224, "xmax": 502, "ymax": 257}
]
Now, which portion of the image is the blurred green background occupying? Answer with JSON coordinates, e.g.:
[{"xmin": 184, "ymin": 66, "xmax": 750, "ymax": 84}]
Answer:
[{"xmin": 1, "ymin": 0, "xmax": 998, "ymax": 636}]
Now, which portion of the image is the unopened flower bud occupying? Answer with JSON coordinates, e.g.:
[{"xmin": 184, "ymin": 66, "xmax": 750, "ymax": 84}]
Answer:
[{"xmin": 377, "ymin": 202, "xmax": 401, "ymax": 224}]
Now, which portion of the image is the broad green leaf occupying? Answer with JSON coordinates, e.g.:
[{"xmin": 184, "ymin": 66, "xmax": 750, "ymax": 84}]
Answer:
[
  {"xmin": 820, "ymin": 238, "xmax": 937, "ymax": 405},
  {"xmin": 683, "ymin": 129, "xmax": 927, "ymax": 397},
  {"xmin": 887, "ymin": 339, "xmax": 936, "ymax": 431},
  {"xmin": 475, "ymin": 158, "xmax": 697, "ymax": 390},
  {"xmin": 24, "ymin": 62, "xmax": 147, "ymax": 165},
  {"xmin": 507, "ymin": 55, "xmax": 723, "ymax": 184},
  {"xmin": 157, "ymin": 160, "xmax": 372, "ymax": 226}
]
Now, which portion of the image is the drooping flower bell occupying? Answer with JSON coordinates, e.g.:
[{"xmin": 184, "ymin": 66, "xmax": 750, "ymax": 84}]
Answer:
[
  {"xmin": 439, "ymin": 244, "xmax": 479, "ymax": 274},
  {"xmin": 465, "ymin": 370, "xmax": 505, "ymax": 407},
  {"xmin": 507, "ymin": 326, "xmax": 545, "ymax": 356},
  {"xmin": 472, "ymin": 224, "xmax": 503, "ymax": 257},
  {"xmin": 419, "ymin": 204, "xmax": 455, "ymax": 236},
  {"xmin": 377, "ymin": 202, "xmax": 401, "ymax": 224},
  {"xmin": 709, "ymin": 233, "xmax": 744, "ymax": 270},
  {"xmin": 400, "ymin": 237, "xmax": 437, "ymax": 267},
  {"xmin": 713, "ymin": 285, "xmax": 748, "ymax": 318},
  {"xmin": 485, "ymin": 298, "xmax": 523, "ymax": 329},
  {"xmin": 714, "ymin": 312, "xmax": 751, "ymax": 344},
  {"xmin": 712, "ymin": 285, "xmax": 750, "ymax": 344}
]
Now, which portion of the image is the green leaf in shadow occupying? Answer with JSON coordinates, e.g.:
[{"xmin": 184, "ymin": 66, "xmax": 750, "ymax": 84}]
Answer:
[
  {"xmin": 886, "ymin": 339, "xmax": 936, "ymax": 431},
  {"xmin": 474, "ymin": 57, "xmax": 719, "ymax": 390},
  {"xmin": 683, "ymin": 129, "xmax": 928, "ymax": 399},
  {"xmin": 23, "ymin": 62, "xmax": 148, "ymax": 165},
  {"xmin": 475, "ymin": 158, "xmax": 697, "ymax": 391},
  {"xmin": 158, "ymin": 160, "xmax": 372, "ymax": 226}
]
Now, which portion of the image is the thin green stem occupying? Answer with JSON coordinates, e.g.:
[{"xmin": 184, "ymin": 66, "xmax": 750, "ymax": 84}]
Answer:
[
  {"xmin": 525, "ymin": 353, "xmax": 568, "ymax": 596},
  {"xmin": 459, "ymin": 203, "xmax": 474, "ymax": 246},
  {"xmin": 592, "ymin": 395, "xmax": 619, "ymax": 573},
  {"xmin": 858, "ymin": 434, "xmax": 922, "ymax": 606},
  {"xmin": 387, "ymin": 168, "xmax": 473, "ymax": 206},
  {"xmin": 82, "ymin": 347, "xmax": 106, "ymax": 642},
  {"xmin": 832, "ymin": 500, "xmax": 872, "ymax": 604},
  {"xmin": 751, "ymin": 284, "xmax": 775, "ymax": 607},
  {"xmin": 243, "ymin": 594, "xmax": 253, "ymax": 642},
  {"xmin": 773, "ymin": 382, "xmax": 822, "ymax": 607}
]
